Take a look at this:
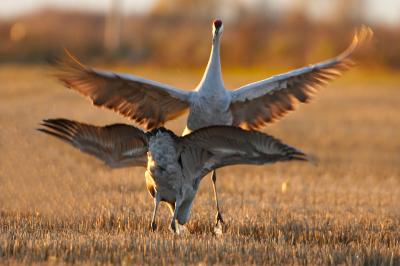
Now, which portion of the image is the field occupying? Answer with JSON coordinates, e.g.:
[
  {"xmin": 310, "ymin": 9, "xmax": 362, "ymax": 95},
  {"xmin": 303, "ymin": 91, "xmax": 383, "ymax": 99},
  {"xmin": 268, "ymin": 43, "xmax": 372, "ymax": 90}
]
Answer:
[{"xmin": 1, "ymin": 65, "xmax": 400, "ymax": 265}]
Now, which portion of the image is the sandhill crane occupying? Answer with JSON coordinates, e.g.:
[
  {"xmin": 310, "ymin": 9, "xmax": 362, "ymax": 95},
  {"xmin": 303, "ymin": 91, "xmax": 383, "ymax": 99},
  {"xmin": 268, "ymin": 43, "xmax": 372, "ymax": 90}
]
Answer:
[
  {"xmin": 39, "ymin": 118, "xmax": 308, "ymax": 233},
  {"xmin": 55, "ymin": 21, "xmax": 372, "ymax": 227}
]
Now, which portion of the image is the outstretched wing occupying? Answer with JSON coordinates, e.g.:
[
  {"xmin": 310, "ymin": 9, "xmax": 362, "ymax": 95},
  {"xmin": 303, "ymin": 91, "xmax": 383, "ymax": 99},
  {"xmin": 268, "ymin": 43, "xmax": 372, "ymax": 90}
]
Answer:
[
  {"xmin": 55, "ymin": 51, "xmax": 191, "ymax": 130},
  {"xmin": 179, "ymin": 126, "xmax": 308, "ymax": 182},
  {"xmin": 230, "ymin": 26, "xmax": 373, "ymax": 130},
  {"xmin": 38, "ymin": 118, "xmax": 148, "ymax": 168}
]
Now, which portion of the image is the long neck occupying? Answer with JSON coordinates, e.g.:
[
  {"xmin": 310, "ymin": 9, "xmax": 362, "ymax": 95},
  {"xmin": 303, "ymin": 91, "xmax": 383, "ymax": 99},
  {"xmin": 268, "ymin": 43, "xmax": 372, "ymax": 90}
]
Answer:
[{"xmin": 198, "ymin": 37, "xmax": 224, "ymax": 92}]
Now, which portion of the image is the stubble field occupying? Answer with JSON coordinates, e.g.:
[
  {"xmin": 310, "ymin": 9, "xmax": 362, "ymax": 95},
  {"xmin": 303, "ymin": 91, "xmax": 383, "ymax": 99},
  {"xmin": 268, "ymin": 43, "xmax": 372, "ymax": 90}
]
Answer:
[{"xmin": 0, "ymin": 65, "xmax": 400, "ymax": 265}]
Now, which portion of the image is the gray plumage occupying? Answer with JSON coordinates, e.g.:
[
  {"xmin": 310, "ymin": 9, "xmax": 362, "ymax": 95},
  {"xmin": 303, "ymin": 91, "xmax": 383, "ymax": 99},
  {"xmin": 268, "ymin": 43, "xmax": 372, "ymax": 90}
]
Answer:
[{"xmin": 39, "ymin": 118, "xmax": 308, "ymax": 232}]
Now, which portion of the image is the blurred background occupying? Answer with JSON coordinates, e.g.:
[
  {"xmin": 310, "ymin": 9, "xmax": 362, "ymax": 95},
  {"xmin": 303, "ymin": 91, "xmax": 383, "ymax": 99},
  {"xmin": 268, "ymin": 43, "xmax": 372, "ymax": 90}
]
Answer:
[{"xmin": 0, "ymin": 0, "xmax": 399, "ymax": 70}]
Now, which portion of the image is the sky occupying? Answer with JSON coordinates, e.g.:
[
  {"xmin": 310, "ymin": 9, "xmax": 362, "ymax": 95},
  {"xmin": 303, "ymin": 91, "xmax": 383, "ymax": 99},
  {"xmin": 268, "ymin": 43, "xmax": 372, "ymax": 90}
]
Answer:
[{"xmin": 1, "ymin": 0, "xmax": 400, "ymax": 26}]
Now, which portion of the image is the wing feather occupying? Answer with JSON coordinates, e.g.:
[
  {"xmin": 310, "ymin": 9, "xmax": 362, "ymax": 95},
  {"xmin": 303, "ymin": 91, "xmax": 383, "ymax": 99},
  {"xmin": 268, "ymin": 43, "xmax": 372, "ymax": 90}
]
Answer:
[
  {"xmin": 180, "ymin": 126, "xmax": 309, "ymax": 181},
  {"xmin": 55, "ymin": 51, "xmax": 191, "ymax": 130},
  {"xmin": 230, "ymin": 26, "xmax": 373, "ymax": 130},
  {"xmin": 38, "ymin": 118, "xmax": 148, "ymax": 168}
]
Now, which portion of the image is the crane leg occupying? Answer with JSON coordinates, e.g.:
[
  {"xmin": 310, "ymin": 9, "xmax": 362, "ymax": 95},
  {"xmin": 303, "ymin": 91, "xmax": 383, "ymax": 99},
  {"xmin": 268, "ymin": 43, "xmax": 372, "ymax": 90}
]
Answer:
[
  {"xmin": 211, "ymin": 170, "xmax": 224, "ymax": 226},
  {"xmin": 170, "ymin": 197, "xmax": 183, "ymax": 233},
  {"xmin": 150, "ymin": 193, "xmax": 160, "ymax": 231}
]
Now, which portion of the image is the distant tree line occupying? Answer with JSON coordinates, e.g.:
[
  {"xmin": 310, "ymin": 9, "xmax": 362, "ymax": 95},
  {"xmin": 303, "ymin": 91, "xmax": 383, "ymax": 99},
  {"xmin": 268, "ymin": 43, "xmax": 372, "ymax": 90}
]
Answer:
[{"xmin": 0, "ymin": 3, "xmax": 398, "ymax": 69}]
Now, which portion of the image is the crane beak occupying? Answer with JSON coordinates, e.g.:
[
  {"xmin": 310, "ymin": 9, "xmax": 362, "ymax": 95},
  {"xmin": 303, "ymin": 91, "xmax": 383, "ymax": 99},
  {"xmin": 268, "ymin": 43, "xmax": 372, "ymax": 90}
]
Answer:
[
  {"xmin": 212, "ymin": 20, "xmax": 223, "ymax": 43},
  {"xmin": 212, "ymin": 26, "xmax": 223, "ymax": 42}
]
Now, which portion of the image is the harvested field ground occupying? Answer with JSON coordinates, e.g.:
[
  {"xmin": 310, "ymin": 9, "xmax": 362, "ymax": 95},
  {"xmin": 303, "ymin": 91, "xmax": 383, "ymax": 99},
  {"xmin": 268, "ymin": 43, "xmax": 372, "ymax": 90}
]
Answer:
[{"xmin": 0, "ymin": 65, "xmax": 400, "ymax": 265}]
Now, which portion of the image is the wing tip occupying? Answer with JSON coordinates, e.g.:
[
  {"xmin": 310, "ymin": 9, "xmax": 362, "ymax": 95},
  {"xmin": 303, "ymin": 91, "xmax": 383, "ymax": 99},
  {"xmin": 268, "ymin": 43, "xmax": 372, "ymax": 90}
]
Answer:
[
  {"xmin": 38, "ymin": 118, "xmax": 78, "ymax": 139},
  {"xmin": 60, "ymin": 49, "xmax": 87, "ymax": 69},
  {"xmin": 283, "ymin": 145, "xmax": 319, "ymax": 165},
  {"xmin": 291, "ymin": 152, "xmax": 318, "ymax": 165},
  {"xmin": 37, "ymin": 125, "xmax": 73, "ymax": 144},
  {"xmin": 52, "ymin": 49, "xmax": 89, "ymax": 81},
  {"xmin": 337, "ymin": 25, "xmax": 373, "ymax": 60}
]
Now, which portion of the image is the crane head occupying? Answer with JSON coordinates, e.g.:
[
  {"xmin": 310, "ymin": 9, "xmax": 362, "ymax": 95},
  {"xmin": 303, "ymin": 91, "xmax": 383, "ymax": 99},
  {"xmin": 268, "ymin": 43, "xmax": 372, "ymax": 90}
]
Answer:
[{"xmin": 212, "ymin": 19, "xmax": 224, "ymax": 36}]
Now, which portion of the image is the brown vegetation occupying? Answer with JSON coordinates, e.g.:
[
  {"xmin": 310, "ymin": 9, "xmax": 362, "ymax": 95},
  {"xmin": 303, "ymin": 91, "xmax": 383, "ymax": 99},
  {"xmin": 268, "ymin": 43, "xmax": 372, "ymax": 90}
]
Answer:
[{"xmin": 0, "ymin": 66, "xmax": 399, "ymax": 264}]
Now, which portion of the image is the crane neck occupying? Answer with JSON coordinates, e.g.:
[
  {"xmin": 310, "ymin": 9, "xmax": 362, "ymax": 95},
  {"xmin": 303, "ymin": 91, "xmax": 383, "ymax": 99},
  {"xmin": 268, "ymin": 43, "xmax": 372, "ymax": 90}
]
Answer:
[{"xmin": 198, "ymin": 37, "xmax": 224, "ymax": 93}]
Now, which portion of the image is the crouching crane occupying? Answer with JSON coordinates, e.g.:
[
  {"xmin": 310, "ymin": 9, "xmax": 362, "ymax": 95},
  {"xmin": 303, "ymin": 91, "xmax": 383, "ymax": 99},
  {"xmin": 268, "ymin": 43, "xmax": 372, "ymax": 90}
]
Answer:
[{"xmin": 39, "ymin": 119, "xmax": 309, "ymax": 233}]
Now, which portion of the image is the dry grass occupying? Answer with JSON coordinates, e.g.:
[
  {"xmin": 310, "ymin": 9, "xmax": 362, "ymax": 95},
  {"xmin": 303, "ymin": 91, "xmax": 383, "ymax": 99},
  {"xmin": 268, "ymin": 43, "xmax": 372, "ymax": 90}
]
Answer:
[{"xmin": 0, "ymin": 65, "xmax": 400, "ymax": 265}]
